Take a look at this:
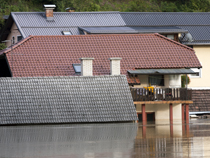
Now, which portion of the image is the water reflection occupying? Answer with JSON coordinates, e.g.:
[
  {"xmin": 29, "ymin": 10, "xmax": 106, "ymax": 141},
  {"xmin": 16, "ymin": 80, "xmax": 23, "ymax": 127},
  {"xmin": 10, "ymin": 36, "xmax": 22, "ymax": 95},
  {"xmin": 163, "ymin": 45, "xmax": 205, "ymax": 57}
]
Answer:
[
  {"xmin": 135, "ymin": 119, "xmax": 210, "ymax": 158},
  {"xmin": 0, "ymin": 123, "xmax": 138, "ymax": 158},
  {"xmin": 0, "ymin": 119, "xmax": 210, "ymax": 158}
]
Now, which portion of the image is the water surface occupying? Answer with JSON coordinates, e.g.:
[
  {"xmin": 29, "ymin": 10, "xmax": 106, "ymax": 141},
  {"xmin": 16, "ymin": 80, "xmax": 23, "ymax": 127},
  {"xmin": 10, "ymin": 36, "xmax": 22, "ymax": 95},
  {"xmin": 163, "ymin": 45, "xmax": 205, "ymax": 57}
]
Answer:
[{"xmin": 0, "ymin": 119, "xmax": 210, "ymax": 158}]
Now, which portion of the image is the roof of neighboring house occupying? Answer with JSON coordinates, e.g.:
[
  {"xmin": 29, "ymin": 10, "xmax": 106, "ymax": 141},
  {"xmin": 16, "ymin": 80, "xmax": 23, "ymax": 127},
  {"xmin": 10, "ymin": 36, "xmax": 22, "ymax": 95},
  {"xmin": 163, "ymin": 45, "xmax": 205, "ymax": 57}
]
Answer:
[
  {"xmin": 1, "ymin": 12, "xmax": 210, "ymax": 45},
  {"xmin": 120, "ymin": 12, "xmax": 210, "ymax": 45},
  {"xmin": 0, "ymin": 34, "xmax": 201, "ymax": 84},
  {"xmin": 0, "ymin": 76, "xmax": 137, "ymax": 124},
  {"xmin": 79, "ymin": 26, "xmax": 188, "ymax": 34}
]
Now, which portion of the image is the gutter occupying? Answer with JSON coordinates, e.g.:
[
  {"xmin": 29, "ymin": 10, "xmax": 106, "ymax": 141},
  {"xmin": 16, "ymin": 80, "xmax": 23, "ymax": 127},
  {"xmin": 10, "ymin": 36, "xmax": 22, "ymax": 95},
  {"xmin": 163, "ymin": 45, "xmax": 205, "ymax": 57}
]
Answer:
[{"xmin": 186, "ymin": 43, "xmax": 210, "ymax": 46}]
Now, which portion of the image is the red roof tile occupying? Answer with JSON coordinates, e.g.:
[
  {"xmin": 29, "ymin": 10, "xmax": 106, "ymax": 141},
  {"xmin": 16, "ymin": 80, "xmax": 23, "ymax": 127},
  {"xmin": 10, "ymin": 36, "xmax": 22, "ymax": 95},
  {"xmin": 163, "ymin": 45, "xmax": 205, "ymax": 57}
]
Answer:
[{"xmin": 2, "ymin": 34, "xmax": 201, "ymax": 84}]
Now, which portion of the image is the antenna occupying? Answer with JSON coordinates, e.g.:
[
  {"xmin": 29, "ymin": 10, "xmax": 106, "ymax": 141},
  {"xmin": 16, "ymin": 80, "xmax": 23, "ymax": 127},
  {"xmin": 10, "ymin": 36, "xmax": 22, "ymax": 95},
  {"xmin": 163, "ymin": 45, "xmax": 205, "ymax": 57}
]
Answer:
[
  {"xmin": 185, "ymin": 33, "xmax": 193, "ymax": 42},
  {"xmin": 179, "ymin": 32, "xmax": 193, "ymax": 43}
]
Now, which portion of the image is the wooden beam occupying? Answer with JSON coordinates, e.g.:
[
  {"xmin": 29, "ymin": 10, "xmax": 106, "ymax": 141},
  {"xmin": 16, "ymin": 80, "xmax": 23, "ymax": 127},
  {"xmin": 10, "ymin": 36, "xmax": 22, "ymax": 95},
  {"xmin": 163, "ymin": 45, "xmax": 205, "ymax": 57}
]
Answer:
[
  {"xmin": 170, "ymin": 103, "xmax": 173, "ymax": 123},
  {"xmin": 186, "ymin": 104, "xmax": 189, "ymax": 121},
  {"xmin": 134, "ymin": 100, "xmax": 193, "ymax": 105},
  {"xmin": 182, "ymin": 104, "xmax": 185, "ymax": 121},
  {"xmin": 142, "ymin": 104, "xmax": 146, "ymax": 123}
]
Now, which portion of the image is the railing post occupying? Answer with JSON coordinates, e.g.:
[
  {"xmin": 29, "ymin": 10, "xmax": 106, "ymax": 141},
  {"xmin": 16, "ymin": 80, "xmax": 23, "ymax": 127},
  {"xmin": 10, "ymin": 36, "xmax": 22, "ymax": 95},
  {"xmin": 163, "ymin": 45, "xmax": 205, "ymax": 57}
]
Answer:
[{"xmin": 177, "ymin": 88, "xmax": 179, "ymax": 100}]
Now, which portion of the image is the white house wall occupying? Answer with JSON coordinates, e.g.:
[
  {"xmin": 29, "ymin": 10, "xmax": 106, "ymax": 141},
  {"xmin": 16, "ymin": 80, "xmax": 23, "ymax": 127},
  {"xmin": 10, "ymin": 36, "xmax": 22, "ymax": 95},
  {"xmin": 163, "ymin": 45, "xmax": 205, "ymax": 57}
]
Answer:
[
  {"xmin": 165, "ymin": 75, "xmax": 181, "ymax": 88},
  {"xmin": 136, "ymin": 103, "xmax": 181, "ymax": 121},
  {"xmin": 189, "ymin": 45, "xmax": 210, "ymax": 88}
]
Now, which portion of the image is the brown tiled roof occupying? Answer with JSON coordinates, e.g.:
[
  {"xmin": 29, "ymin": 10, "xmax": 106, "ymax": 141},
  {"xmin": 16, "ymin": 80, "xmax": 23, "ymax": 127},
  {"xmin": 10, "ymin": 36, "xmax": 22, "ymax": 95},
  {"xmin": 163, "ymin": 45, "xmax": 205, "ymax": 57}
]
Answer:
[{"xmin": 1, "ymin": 34, "xmax": 201, "ymax": 84}]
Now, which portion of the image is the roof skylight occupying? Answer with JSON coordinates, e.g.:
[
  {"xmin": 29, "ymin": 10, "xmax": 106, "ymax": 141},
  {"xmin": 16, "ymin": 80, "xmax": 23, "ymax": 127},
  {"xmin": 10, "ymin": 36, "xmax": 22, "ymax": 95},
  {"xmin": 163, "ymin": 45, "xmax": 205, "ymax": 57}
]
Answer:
[
  {"xmin": 72, "ymin": 64, "xmax": 81, "ymax": 73},
  {"xmin": 62, "ymin": 31, "xmax": 72, "ymax": 35}
]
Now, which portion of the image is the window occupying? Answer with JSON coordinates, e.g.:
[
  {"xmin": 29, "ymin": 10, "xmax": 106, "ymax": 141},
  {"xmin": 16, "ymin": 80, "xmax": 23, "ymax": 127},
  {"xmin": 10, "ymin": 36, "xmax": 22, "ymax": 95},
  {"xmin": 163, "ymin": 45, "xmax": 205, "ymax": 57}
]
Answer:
[
  {"xmin": 62, "ymin": 31, "xmax": 72, "ymax": 35},
  {"xmin": 148, "ymin": 75, "xmax": 164, "ymax": 86},
  {"xmin": 17, "ymin": 35, "xmax": 22, "ymax": 41},
  {"xmin": 163, "ymin": 34, "xmax": 174, "ymax": 40},
  {"xmin": 190, "ymin": 68, "xmax": 202, "ymax": 78},
  {"xmin": 166, "ymin": 35, "xmax": 174, "ymax": 40},
  {"xmin": 73, "ymin": 64, "xmax": 81, "ymax": 73},
  {"xmin": 12, "ymin": 36, "xmax": 15, "ymax": 44}
]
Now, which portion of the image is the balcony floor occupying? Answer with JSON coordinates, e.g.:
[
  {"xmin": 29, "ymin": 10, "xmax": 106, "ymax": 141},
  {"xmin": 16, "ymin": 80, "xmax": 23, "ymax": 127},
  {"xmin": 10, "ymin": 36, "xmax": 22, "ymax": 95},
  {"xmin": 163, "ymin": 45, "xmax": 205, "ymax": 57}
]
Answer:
[{"xmin": 134, "ymin": 100, "xmax": 193, "ymax": 104}]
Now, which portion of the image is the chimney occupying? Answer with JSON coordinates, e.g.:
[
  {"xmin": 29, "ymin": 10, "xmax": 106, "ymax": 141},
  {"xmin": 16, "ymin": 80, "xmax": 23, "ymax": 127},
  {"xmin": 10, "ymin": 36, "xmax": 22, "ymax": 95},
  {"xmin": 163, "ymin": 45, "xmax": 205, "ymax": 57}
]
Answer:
[
  {"xmin": 43, "ymin": 4, "xmax": 56, "ymax": 21},
  {"xmin": 80, "ymin": 58, "xmax": 94, "ymax": 76},
  {"xmin": 65, "ymin": 7, "xmax": 75, "ymax": 12},
  {"xmin": 109, "ymin": 58, "xmax": 122, "ymax": 75}
]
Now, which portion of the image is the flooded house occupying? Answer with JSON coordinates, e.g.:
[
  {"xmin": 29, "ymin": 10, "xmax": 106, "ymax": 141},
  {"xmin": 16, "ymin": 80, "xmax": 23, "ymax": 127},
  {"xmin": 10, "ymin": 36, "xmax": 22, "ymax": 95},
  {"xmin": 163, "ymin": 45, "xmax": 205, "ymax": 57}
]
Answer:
[
  {"xmin": 0, "ymin": 34, "xmax": 201, "ymax": 124},
  {"xmin": 1, "ymin": 7, "xmax": 209, "ymax": 115}
]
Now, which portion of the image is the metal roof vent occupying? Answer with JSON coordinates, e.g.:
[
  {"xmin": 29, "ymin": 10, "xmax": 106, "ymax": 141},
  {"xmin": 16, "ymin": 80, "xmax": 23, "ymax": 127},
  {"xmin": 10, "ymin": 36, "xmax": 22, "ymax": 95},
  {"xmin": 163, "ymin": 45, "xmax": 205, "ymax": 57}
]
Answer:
[{"xmin": 43, "ymin": 4, "xmax": 56, "ymax": 21}]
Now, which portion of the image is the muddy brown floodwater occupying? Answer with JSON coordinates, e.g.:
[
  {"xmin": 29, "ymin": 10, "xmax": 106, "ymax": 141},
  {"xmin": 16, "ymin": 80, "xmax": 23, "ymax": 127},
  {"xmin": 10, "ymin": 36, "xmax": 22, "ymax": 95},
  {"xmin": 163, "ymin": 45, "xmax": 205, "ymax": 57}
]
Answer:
[{"xmin": 0, "ymin": 119, "xmax": 210, "ymax": 158}]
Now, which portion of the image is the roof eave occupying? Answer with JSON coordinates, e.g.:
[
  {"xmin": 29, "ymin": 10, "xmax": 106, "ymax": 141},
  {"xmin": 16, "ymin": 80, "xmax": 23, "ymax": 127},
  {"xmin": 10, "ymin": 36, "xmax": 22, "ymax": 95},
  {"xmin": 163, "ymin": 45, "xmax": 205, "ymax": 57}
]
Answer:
[{"xmin": 185, "ymin": 43, "xmax": 210, "ymax": 46}]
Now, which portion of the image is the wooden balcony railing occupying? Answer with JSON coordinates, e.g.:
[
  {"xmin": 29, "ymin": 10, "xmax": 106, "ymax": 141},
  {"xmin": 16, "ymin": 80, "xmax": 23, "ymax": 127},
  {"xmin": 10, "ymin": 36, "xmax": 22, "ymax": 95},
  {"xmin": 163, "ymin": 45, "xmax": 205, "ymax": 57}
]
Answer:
[{"xmin": 130, "ymin": 88, "xmax": 192, "ymax": 101}]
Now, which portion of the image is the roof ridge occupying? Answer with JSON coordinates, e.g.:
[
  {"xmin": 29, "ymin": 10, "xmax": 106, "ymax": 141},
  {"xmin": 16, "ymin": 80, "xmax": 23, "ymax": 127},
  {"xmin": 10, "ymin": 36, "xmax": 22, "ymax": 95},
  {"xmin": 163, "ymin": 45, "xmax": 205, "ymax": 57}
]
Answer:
[
  {"xmin": 3, "ymin": 35, "xmax": 34, "ymax": 54},
  {"xmin": 120, "ymin": 12, "xmax": 210, "ymax": 14},
  {"xmin": 154, "ymin": 33, "xmax": 194, "ymax": 51},
  {"xmin": 30, "ymin": 34, "xmax": 154, "ymax": 37},
  {"xmin": 12, "ymin": 11, "xmax": 210, "ymax": 14},
  {"xmin": 13, "ymin": 11, "xmax": 120, "ymax": 14}
]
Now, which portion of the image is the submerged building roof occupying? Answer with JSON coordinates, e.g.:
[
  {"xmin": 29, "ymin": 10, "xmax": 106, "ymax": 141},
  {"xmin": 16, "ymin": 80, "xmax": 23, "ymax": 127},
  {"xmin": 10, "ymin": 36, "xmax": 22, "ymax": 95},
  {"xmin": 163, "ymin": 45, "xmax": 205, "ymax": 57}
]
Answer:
[
  {"xmin": 1, "ymin": 12, "xmax": 210, "ymax": 45},
  {"xmin": 0, "ymin": 75, "xmax": 137, "ymax": 124},
  {"xmin": 0, "ymin": 34, "xmax": 201, "ymax": 84}
]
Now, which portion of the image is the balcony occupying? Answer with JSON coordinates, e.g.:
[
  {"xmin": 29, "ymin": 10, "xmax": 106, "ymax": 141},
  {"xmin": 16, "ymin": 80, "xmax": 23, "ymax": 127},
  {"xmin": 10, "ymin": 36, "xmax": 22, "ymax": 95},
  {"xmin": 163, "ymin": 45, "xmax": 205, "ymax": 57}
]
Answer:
[{"xmin": 130, "ymin": 88, "xmax": 193, "ymax": 104}]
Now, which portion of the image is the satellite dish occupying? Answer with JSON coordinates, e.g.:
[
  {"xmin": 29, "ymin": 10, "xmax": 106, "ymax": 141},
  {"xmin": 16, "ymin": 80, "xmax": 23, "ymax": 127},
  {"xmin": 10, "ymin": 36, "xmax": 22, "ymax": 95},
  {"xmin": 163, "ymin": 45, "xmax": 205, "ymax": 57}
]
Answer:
[{"xmin": 185, "ymin": 33, "xmax": 193, "ymax": 42}]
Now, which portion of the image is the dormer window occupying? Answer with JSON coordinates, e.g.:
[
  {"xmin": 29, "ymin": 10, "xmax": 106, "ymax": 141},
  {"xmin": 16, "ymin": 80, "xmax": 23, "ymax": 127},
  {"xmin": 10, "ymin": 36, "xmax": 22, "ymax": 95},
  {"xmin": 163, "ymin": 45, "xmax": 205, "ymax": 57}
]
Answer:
[
  {"xmin": 62, "ymin": 31, "xmax": 72, "ymax": 35},
  {"xmin": 72, "ymin": 64, "xmax": 81, "ymax": 73}
]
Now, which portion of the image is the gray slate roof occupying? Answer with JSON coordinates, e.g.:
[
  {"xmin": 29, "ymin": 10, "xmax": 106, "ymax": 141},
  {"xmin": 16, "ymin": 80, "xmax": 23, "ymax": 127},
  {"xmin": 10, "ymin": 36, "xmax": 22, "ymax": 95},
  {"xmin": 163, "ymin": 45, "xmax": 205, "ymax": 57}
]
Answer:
[
  {"xmin": 12, "ymin": 12, "xmax": 125, "ymax": 37},
  {"xmin": 79, "ymin": 26, "xmax": 188, "ymax": 34},
  {"xmin": 0, "ymin": 75, "xmax": 137, "ymax": 125},
  {"xmin": 2, "ymin": 12, "xmax": 210, "ymax": 45}
]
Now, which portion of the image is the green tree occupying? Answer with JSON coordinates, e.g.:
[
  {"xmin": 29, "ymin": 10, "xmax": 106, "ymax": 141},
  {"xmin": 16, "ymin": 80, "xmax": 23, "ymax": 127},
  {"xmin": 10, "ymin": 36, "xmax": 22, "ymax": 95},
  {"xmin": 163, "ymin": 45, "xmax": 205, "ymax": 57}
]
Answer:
[
  {"xmin": 0, "ymin": 43, "xmax": 6, "ymax": 50},
  {"xmin": 181, "ymin": 75, "xmax": 190, "ymax": 88}
]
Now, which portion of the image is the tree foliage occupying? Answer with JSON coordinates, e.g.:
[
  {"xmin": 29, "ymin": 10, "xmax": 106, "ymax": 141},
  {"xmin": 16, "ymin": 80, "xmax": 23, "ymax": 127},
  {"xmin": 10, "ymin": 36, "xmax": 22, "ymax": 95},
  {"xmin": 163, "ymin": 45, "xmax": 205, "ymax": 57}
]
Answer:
[
  {"xmin": 0, "ymin": 0, "xmax": 210, "ymax": 30},
  {"xmin": 181, "ymin": 75, "xmax": 191, "ymax": 88},
  {"xmin": 0, "ymin": 43, "xmax": 6, "ymax": 50}
]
